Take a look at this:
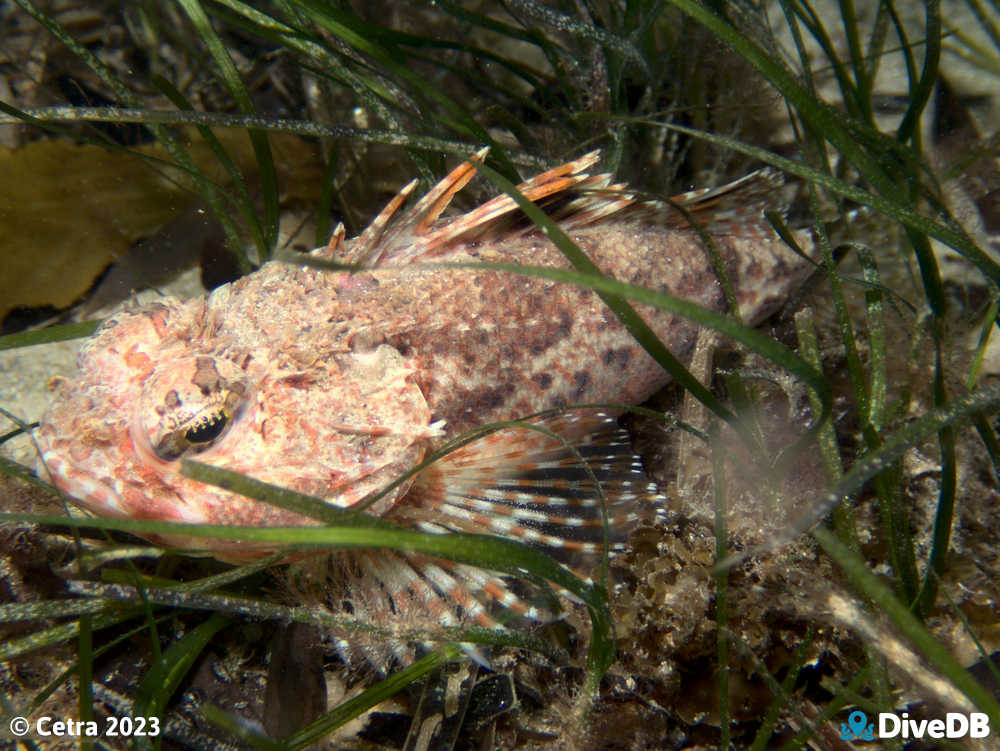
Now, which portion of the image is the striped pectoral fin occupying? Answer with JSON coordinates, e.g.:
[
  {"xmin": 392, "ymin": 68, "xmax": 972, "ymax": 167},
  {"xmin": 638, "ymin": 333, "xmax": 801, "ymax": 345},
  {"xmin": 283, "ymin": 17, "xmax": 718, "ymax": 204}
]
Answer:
[
  {"xmin": 330, "ymin": 414, "xmax": 664, "ymax": 655},
  {"xmin": 329, "ymin": 548, "xmax": 544, "ymax": 674},
  {"xmin": 384, "ymin": 410, "xmax": 665, "ymax": 629},
  {"xmin": 369, "ymin": 412, "xmax": 664, "ymax": 626},
  {"xmin": 405, "ymin": 412, "xmax": 664, "ymax": 558},
  {"xmin": 327, "ymin": 549, "xmax": 500, "ymax": 668}
]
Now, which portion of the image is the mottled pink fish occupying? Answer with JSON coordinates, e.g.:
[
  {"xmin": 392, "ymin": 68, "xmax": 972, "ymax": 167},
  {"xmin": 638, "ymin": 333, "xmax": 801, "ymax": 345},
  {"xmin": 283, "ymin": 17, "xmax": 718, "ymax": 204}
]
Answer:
[{"xmin": 37, "ymin": 150, "xmax": 815, "ymax": 627}]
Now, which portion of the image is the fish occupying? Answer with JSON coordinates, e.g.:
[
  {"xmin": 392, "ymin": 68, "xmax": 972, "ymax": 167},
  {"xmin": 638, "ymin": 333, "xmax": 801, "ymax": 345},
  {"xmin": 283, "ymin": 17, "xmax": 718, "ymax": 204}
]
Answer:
[{"xmin": 36, "ymin": 150, "xmax": 816, "ymax": 630}]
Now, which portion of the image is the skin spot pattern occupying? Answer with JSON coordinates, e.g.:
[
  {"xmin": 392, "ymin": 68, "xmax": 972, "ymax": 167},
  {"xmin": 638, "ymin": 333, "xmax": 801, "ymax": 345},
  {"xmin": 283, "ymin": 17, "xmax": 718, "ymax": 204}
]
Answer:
[{"xmin": 192, "ymin": 356, "xmax": 224, "ymax": 395}]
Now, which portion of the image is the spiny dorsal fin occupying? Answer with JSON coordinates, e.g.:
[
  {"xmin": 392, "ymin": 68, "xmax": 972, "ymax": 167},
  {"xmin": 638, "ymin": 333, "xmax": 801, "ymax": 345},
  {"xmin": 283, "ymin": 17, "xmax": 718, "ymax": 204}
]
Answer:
[
  {"xmin": 407, "ymin": 146, "xmax": 491, "ymax": 236},
  {"xmin": 346, "ymin": 148, "xmax": 489, "ymax": 266},
  {"xmin": 660, "ymin": 167, "xmax": 787, "ymax": 239},
  {"xmin": 315, "ymin": 221, "xmax": 346, "ymax": 259},
  {"xmin": 347, "ymin": 150, "xmax": 619, "ymax": 267},
  {"xmin": 340, "ymin": 153, "xmax": 787, "ymax": 267},
  {"xmin": 350, "ymin": 178, "xmax": 420, "ymax": 265},
  {"xmin": 411, "ymin": 151, "xmax": 613, "ymax": 258}
]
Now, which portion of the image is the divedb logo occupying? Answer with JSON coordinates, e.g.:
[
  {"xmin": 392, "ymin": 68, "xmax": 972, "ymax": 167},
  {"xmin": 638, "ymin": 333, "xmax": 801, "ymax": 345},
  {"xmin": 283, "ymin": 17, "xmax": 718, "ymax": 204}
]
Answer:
[{"xmin": 839, "ymin": 709, "xmax": 991, "ymax": 742}]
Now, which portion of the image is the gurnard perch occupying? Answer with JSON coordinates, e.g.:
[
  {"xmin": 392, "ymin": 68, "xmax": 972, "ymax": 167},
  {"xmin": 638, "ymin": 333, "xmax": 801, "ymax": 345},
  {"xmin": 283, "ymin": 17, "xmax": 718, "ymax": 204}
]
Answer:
[{"xmin": 38, "ymin": 151, "xmax": 815, "ymax": 626}]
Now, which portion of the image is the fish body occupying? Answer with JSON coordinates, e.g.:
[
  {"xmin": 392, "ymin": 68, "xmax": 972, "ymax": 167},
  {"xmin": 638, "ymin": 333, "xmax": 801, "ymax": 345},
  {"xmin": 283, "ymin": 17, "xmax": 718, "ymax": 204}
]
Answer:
[{"xmin": 37, "ymin": 152, "xmax": 814, "ymax": 608}]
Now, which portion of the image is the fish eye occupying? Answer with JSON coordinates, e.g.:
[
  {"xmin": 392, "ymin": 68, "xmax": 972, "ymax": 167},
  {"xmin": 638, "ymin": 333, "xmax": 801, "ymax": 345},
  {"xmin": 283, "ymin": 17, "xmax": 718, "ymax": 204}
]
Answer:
[
  {"xmin": 138, "ymin": 356, "xmax": 250, "ymax": 463},
  {"xmin": 152, "ymin": 392, "xmax": 242, "ymax": 462},
  {"xmin": 184, "ymin": 410, "xmax": 230, "ymax": 445}
]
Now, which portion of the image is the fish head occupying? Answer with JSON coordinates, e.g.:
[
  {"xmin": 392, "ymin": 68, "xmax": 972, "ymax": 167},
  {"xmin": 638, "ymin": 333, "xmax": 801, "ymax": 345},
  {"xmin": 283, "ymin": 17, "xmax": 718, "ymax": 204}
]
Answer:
[{"xmin": 36, "ymin": 297, "xmax": 436, "ymax": 555}]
